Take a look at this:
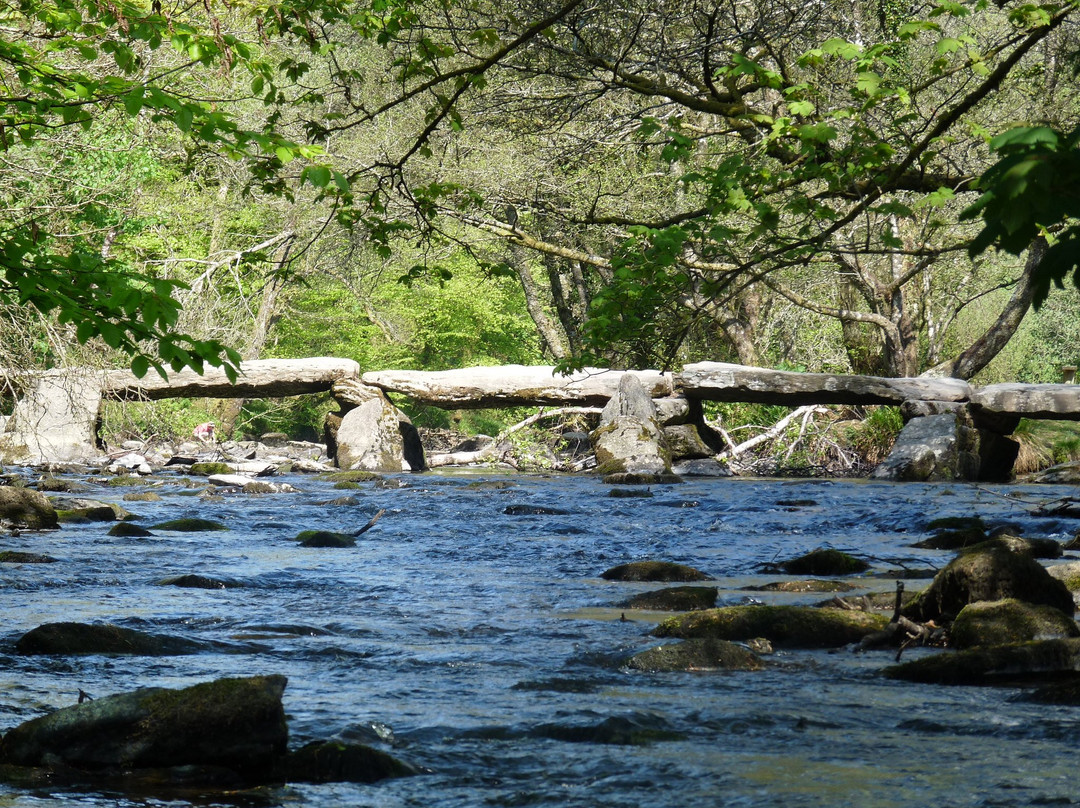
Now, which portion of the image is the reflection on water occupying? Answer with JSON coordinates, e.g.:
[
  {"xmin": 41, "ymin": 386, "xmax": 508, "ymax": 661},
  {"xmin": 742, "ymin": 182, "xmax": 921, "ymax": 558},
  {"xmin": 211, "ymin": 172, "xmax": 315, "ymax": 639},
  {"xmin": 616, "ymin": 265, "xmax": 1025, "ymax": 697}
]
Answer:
[{"xmin": 1, "ymin": 473, "xmax": 1079, "ymax": 806}]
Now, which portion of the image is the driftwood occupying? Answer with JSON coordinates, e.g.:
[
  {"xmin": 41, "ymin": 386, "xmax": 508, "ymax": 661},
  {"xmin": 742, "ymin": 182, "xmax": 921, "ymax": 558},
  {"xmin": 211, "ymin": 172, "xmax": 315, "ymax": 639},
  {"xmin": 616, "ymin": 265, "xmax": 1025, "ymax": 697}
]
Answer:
[
  {"xmin": 855, "ymin": 581, "xmax": 943, "ymax": 659},
  {"xmin": 426, "ymin": 407, "xmax": 602, "ymax": 468}
]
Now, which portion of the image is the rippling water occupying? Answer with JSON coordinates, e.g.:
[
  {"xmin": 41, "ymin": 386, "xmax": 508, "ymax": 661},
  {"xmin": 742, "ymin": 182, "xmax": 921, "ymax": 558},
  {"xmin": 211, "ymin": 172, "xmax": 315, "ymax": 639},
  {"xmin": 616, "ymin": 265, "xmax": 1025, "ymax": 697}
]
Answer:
[{"xmin": 3, "ymin": 472, "xmax": 1080, "ymax": 807}]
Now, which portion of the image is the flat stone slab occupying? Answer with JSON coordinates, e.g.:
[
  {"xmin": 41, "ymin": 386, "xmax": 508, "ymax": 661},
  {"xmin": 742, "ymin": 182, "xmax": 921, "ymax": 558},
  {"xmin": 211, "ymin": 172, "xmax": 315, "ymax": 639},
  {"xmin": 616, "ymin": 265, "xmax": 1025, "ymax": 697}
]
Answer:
[
  {"xmin": 361, "ymin": 365, "xmax": 674, "ymax": 408},
  {"xmin": 971, "ymin": 384, "xmax": 1080, "ymax": 420},
  {"xmin": 104, "ymin": 358, "xmax": 360, "ymax": 401},
  {"xmin": 677, "ymin": 362, "xmax": 971, "ymax": 406}
]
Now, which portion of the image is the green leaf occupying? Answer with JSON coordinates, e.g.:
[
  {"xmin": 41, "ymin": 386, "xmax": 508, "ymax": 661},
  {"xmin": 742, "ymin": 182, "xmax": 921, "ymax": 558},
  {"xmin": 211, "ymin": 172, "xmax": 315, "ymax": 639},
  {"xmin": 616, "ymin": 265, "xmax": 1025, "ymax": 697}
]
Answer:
[
  {"xmin": 130, "ymin": 355, "xmax": 150, "ymax": 378},
  {"xmin": 124, "ymin": 86, "xmax": 144, "ymax": 116},
  {"xmin": 275, "ymin": 145, "xmax": 294, "ymax": 163}
]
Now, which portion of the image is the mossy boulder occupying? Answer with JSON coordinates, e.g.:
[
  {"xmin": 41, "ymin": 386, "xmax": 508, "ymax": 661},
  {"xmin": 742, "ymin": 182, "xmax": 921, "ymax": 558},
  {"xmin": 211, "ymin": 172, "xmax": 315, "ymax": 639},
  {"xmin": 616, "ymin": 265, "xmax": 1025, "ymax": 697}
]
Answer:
[
  {"xmin": 108, "ymin": 522, "xmax": 154, "ymax": 537},
  {"xmin": 625, "ymin": 638, "xmax": 764, "ymax": 672},
  {"xmin": 151, "ymin": 518, "xmax": 228, "ymax": 532},
  {"xmin": 36, "ymin": 477, "xmax": 89, "ymax": 493},
  {"xmin": 281, "ymin": 741, "xmax": 418, "ymax": 784},
  {"xmin": 883, "ymin": 638, "xmax": 1080, "ymax": 685},
  {"xmin": 296, "ymin": 530, "xmax": 355, "ymax": 548},
  {"xmin": 189, "ymin": 462, "xmax": 234, "ymax": 476},
  {"xmin": 0, "ymin": 487, "xmax": 57, "ymax": 529},
  {"xmin": 621, "ymin": 586, "xmax": 718, "ymax": 611},
  {"xmin": 950, "ymin": 599, "xmax": 1080, "ymax": 649},
  {"xmin": 54, "ymin": 499, "xmax": 136, "ymax": 524},
  {"xmin": 601, "ymin": 561, "xmax": 710, "ymax": 582},
  {"xmin": 903, "ymin": 539, "xmax": 1075, "ymax": 624},
  {"xmin": 654, "ymin": 605, "xmax": 889, "ymax": 648},
  {"xmin": 601, "ymin": 472, "xmax": 682, "ymax": 485},
  {"xmin": 1047, "ymin": 561, "xmax": 1080, "ymax": 593},
  {"xmin": 15, "ymin": 622, "xmax": 206, "ymax": 656},
  {"xmin": 773, "ymin": 549, "xmax": 870, "ymax": 576},
  {"xmin": 0, "ymin": 675, "xmax": 288, "ymax": 777}
]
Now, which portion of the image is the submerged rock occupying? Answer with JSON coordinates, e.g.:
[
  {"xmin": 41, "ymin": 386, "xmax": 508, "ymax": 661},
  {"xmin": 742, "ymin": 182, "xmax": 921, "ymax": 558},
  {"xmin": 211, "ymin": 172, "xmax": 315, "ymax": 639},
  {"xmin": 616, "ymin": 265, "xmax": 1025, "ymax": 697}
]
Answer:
[
  {"xmin": 0, "ymin": 551, "xmax": 57, "ymax": 563},
  {"xmin": 15, "ymin": 623, "xmax": 206, "ymax": 656},
  {"xmin": 0, "ymin": 675, "xmax": 288, "ymax": 776},
  {"xmin": 903, "ymin": 540, "xmax": 1075, "ymax": 624},
  {"xmin": 533, "ymin": 713, "xmax": 684, "ymax": 745},
  {"xmin": 625, "ymin": 638, "xmax": 764, "ymax": 672},
  {"xmin": 0, "ymin": 487, "xmax": 57, "ymax": 530},
  {"xmin": 621, "ymin": 586, "xmax": 718, "ymax": 611},
  {"xmin": 281, "ymin": 741, "xmax": 418, "ymax": 784},
  {"xmin": 296, "ymin": 530, "xmax": 355, "ymax": 548},
  {"xmin": 949, "ymin": 599, "xmax": 1079, "ymax": 649},
  {"xmin": 151, "ymin": 518, "xmax": 228, "ymax": 532},
  {"xmin": 158, "ymin": 574, "xmax": 240, "ymax": 590},
  {"xmin": 601, "ymin": 561, "xmax": 710, "ymax": 583},
  {"xmin": 503, "ymin": 504, "xmax": 572, "ymax": 516},
  {"xmin": 884, "ymin": 639, "xmax": 1080, "ymax": 685},
  {"xmin": 772, "ymin": 549, "xmax": 870, "ymax": 576},
  {"xmin": 744, "ymin": 579, "xmax": 857, "ymax": 594},
  {"xmin": 107, "ymin": 522, "xmax": 154, "ymax": 538},
  {"xmin": 654, "ymin": 605, "xmax": 889, "ymax": 648}
]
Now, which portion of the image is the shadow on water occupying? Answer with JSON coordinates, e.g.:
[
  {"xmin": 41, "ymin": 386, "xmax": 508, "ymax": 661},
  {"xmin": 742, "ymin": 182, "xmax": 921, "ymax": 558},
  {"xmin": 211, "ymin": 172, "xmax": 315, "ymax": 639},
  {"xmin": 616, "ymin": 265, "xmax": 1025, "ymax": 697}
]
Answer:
[{"xmin": 1, "ymin": 472, "xmax": 1080, "ymax": 806}]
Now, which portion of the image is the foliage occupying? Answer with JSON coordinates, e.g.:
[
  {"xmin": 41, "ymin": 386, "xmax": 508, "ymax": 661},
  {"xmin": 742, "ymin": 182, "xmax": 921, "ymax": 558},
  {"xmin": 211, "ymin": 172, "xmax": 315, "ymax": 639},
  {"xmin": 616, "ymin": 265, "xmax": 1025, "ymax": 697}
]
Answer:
[{"xmin": 963, "ymin": 125, "xmax": 1080, "ymax": 305}]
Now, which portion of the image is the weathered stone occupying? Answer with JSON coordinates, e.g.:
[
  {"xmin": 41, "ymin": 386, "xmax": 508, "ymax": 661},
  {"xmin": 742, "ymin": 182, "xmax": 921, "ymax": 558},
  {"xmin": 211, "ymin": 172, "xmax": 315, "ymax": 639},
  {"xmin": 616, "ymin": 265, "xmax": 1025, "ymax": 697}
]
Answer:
[
  {"xmin": 1048, "ymin": 561, "xmax": 1080, "ymax": 594},
  {"xmin": 601, "ymin": 561, "xmax": 710, "ymax": 582},
  {"xmin": 950, "ymin": 599, "xmax": 1080, "ymax": 649},
  {"xmin": 15, "ymin": 622, "xmax": 206, "ymax": 656},
  {"xmin": 360, "ymin": 365, "xmax": 674, "ymax": 408},
  {"xmin": 671, "ymin": 458, "xmax": 731, "ymax": 477},
  {"xmin": 883, "ymin": 639, "xmax": 1080, "ymax": 685},
  {"xmin": 662, "ymin": 424, "xmax": 715, "ymax": 460},
  {"xmin": 654, "ymin": 605, "xmax": 889, "ymax": 648},
  {"xmin": 105, "ymin": 357, "xmax": 360, "ymax": 400},
  {"xmin": 608, "ymin": 487, "xmax": 654, "ymax": 498},
  {"xmin": 625, "ymin": 638, "xmax": 764, "ymax": 672},
  {"xmin": 0, "ymin": 369, "xmax": 105, "ymax": 464},
  {"xmin": 872, "ymin": 413, "xmax": 979, "ymax": 482},
  {"xmin": 328, "ymin": 381, "xmax": 425, "ymax": 473},
  {"xmin": 1029, "ymin": 461, "xmax": 1080, "ymax": 484},
  {"xmin": 0, "ymin": 675, "xmax": 288, "ymax": 776},
  {"xmin": 591, "ymin": 375, "xmax": 671, "ymax": 476},
  {"xmin": 621, "ymin": 586, "xmax": 718, "ymax": 611},
  {"xmin": 122, "ymin": 492, "xmax": 162, "ymax": 502},
  {"xmin": 971, "ymin": 383, "xmax": 1080, "ymax": 421},
  {"xmin": 0, "ymin": 487, "xmax": 57, "ymax": 529},
  {"xmin": 745, "ymin": 579, "xmax": 857, "ymax": 593},
  {"xmin": 773, "ymin": 548, "xmax": 870, "ymax": 576},
  {"xmin": 281, "ymin": 741, "xmax": 418, "ymax": 784},
  {"xmin": 903, "ymin": 540, "xmax": 1076, "ymax": 624},
  {"xmin": 677, "ymin": 362, "xmax": 971, "ymax": 405}
]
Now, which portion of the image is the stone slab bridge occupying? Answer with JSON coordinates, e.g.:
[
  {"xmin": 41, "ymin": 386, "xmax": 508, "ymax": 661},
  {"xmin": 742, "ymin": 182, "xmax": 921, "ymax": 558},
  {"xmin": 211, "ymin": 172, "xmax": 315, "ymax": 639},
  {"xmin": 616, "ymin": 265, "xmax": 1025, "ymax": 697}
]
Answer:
[{"xmin": 1, "ymin": 358, "xmax": 1076, "ymax": 480}]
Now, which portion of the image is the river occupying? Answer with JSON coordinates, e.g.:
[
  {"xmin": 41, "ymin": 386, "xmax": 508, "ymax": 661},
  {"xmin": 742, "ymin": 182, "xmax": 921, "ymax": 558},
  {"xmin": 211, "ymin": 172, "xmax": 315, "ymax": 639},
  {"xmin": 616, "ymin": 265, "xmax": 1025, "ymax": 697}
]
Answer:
[{"xmin": 2, "ymin": 471, "xmax": 1079, "ymax": 807}]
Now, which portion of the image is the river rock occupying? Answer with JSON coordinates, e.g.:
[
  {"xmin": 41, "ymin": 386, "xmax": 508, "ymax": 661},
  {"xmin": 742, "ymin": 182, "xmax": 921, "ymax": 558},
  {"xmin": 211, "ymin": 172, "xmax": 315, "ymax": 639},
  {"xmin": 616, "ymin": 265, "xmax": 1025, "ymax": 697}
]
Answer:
[
  {"xmin": 151, "ymin": 518, "xmax": 228, "ymax": 532},
  {"xmin": 326, "ymin": 380, "xmax": 426, "ymax": 473},
  {"xmin": 158, "ymin": 574, "xmax": 240, "ymax": 589},
  {"xmin": 591, "ymin": 374, "xmax": 671, "ymax": 476},
  {"xmin": 601, "ymin": 561, "xmax": 710, "ymax": 582},
  {"xmin": 661, "ymin": 424, "xmax": 715, "ymax": 460},
  {"xmin": 772, "ymin": 548, "xmax": 870, "ymax": 576},
  {"xmin": 950, "ymin": 599, "xmax": 1080, "ymax": 649},
  {"xmin": 0, "ymin": 487, "xmax": 57, "ymax": 529},
  {"xmin": 281, "ymin": 740, "xmax": 418, "ymax": 784},
  {"xmin": 0, "ymin": 551, "xmax": 58, "ymax": 563},
  {"xmin": 15, "ymin": 622, "xmax": 206, "ymax": 656},
  {"xmin": 1047, "ymin": 561, "xmax": 1080, "ymax": 599},
  {"xmin": 883, "ymin": 638, "xmax": 1080, "ymax": 685},
  {"xmin": 625, "ymin": 638, "xmax": 764, "ymax": 672},
  {"xmin": 654, "ymin": 605, "xmax": 889, "ymax": 648},
  {"xmin": 903, "ymin": 539, "xmax": 1075, "ymax": 623},
  {"xmin": 621, "ymin": 586, "xmax": 718, "ymax": 611},
  {"xmin": 107, "ymin": 522, "xmax": 154, "ymax": 537},
  {"xmin": 0, "ymin": 675, "xmax": 288, "ymax": 777},
  {"xmin": 296, "ymin": 530, "xmax": 355, "ymax": 548}
]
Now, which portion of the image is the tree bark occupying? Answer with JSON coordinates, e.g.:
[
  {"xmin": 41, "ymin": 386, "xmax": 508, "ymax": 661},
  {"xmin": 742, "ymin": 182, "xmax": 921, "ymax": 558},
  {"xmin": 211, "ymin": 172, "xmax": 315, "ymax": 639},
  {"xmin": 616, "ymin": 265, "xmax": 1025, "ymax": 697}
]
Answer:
[
  {"xmin": 924, "ymin": 238, "xmax": 1045, "ymax": 380},
  {"xmin": 509, "ymin": 242, "xmax": 569, "ymax": 360}
]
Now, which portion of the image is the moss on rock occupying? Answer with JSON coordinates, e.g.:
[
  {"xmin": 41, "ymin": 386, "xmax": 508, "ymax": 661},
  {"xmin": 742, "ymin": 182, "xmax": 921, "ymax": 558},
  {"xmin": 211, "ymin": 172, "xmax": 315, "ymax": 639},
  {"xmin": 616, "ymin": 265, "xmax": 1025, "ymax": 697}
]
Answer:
[
  {"xmin": 625, "ymin": 638, "xmax": 764, "ymax": 672},
  {"xmin": 0, "ymin": 487, "xmax": 58, "ymax": 529},
  {"xmin": 883, "ymin": 638, "xmax": 1080, "ymax": 685},
  {"xmin": 14, "ymin": 622, "xmax": 205, "ymax": 656},
  {"xmin": 950, "ymin": 599, "xmax": 1080, "ymax": 649},
  {"xmin": 775, "ymin": 549, "xmax": 870, "ymax": 576},
  {"xmin": 654, "ymin": 605, "xmax": 889, "ymax": 648},
  {"xmin": 621, "ymin": 586, "xmax": 718, "ymax": 611},
  {"xmin": 190, "ymin": 462, "xmax": 234, "ymax": 476},
  {"xmin": 601, "ymin": 561, "xmax": 710, "ymax": 582},
  {"xmin": 151, "ymin": 518, "xmax": 228, "ymax": 532},
  {"xmin": 296, "ymin": 530, "xmax": 355, "ymax": 548}
]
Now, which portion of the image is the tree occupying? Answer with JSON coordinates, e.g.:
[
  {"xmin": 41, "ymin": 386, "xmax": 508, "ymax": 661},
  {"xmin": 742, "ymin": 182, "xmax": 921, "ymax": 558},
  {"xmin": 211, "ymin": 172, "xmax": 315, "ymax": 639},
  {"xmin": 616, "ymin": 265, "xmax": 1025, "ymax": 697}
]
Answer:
[{"xmin": 344, "ymin": 0, "xmax": 1080, "ymax": 377}]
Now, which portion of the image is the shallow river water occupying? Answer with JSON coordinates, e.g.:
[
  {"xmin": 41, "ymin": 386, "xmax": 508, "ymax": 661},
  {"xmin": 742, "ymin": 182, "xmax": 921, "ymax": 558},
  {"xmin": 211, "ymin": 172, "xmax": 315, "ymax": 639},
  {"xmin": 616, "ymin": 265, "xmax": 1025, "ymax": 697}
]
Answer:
[{"xmin": 3, "ymin": 471, "xmax": 1080, "ymax": 807}]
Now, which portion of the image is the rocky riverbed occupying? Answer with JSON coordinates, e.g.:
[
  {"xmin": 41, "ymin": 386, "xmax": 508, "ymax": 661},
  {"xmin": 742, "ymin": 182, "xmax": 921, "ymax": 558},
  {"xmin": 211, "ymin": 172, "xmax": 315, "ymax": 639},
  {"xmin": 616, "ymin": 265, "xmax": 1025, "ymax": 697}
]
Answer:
[{"xmin": 2, "ymin": 462, "xmax": 1080, "ymax": 806}]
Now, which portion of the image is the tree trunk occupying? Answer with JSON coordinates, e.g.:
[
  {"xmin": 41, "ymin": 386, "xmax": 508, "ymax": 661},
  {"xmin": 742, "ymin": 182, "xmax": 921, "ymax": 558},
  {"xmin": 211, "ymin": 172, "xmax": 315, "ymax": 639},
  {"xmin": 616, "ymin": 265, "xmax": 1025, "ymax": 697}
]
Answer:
[
  {"xmin": 509, "ymin": 243, "xmax": 569, "ymax": 360},
  {"xmin": 924, "ymin": 238, "xmax": 1044, "ymax": 380}
]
